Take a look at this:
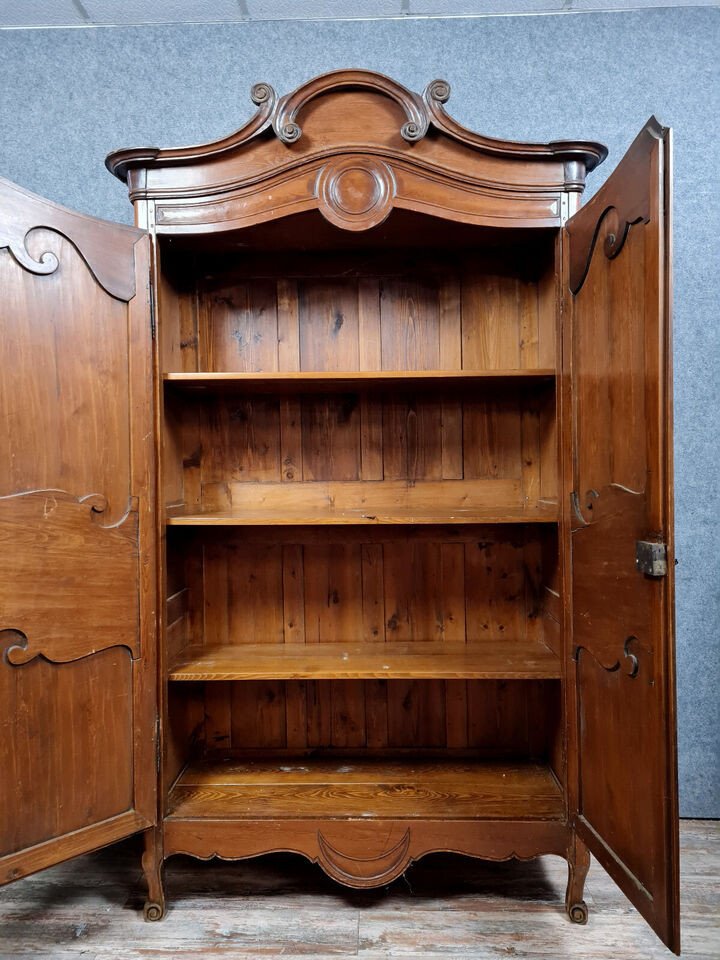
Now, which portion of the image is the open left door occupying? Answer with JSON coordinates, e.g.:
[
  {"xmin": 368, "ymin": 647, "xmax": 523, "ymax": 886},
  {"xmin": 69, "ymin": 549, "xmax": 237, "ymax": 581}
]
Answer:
[
  {"xmin": 0, "ymin": 178, "xmax": 157, "ymax": 883},
  {"xmin": 563, "ymin": 120, "xmax": 678, "ymax": 952}
]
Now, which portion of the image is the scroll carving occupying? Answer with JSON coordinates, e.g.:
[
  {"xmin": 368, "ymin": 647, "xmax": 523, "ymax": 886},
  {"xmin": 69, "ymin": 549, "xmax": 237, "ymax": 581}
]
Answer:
[
  {"xmin": 568, "ymin": 203, "xmax": 650, "ymax": 295},
  {"xmin": 316, "ymin": 830, "xmax": 412, "ymax": 888},
  {"xmin": 274, "ymin": 70, "xmax": 428, "ymax": 144},
  {"xmin": 0, "ymin": 227, "xmax": 59, "ymax": 277},
  {"xmin": 567, "ymin": 117, "xmax": 664, "ymax": 294},
  {"xmin": 106, "ymin": 70, "xmax": 607, "ymax": 199},
  {"xmin": 573, "ymin": 635, "xmax": 642, "ymax": 678},
  {"xmin": 0, "ymin": 489, "xmax": 140, "ymax": 664},
  {"xmin": 0, "ymin": 175, "xmax": 141, "ymax": 301}
]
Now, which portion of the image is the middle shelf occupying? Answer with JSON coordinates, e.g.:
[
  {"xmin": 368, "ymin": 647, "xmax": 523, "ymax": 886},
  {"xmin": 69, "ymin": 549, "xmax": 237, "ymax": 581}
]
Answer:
[{"xmin": 168, "ymin": 639, "xmax": 561, "ymax": 681}]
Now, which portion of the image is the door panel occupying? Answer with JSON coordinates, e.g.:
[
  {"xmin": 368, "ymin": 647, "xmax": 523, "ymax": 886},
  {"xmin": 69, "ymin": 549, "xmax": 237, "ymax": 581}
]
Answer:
[
  {"xmin": 564, "ymin": 120, "xmax": 678, "ymax": 952},
  {"xmin": 0, "ymin": 177, "xmax": 157, "ymax": 884}
]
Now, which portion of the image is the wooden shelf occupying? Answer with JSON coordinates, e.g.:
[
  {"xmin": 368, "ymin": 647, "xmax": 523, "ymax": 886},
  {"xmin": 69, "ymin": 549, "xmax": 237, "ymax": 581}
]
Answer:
[
  {"xmin": 167, "ymin": 481, "xmax": 557, "ymax": 527},
  {"xmin": 167, "ymin": 507, "xmax": 557, "ymax": 525},
  {"xmin": 166, "ymin": 757, "xmax": 564, "ymax": 821},
  {"xmin": 168, "ymin": 640, "xmax": 561, "ymax": 681},
  {"xmin": 163, "ymin": 369, "xmax": 556, "ymax": 394}
]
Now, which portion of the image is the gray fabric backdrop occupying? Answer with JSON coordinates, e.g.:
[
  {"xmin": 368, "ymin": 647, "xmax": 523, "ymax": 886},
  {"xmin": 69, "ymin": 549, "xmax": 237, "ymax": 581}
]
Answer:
[{"xmin": 0, "ymin": 7, "xmax": 717, "ymax": 816}]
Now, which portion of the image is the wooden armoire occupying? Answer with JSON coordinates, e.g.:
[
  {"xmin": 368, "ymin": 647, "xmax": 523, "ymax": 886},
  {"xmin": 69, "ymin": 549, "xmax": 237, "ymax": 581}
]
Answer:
[{"xmin": 0, "ymin": 71, "xmax": 679, "ymax": 951}]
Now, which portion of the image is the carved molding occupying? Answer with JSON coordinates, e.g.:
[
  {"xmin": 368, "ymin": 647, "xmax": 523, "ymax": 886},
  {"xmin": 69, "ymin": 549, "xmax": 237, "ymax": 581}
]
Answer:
[
  {"xmin": 0, "ymin": 175, "xmax": 141, "ymax": 301},
  {"xmin": 152, "ymin": 151, "xmax": 562, "ymax": 234},
  {"xmin": 106, "ymin": 69, "xmax": 607, "ymax": 195},
  {"xmin": 162, "ymin": 819, "xmax": 572, "ymax": 888},
  {"xmin": 316, "ymin": 156, "xmax": 396, "ymax": 231},
  {"xmin": 316, "ymin": 829, "xmax": 411, "ymax": 888}
]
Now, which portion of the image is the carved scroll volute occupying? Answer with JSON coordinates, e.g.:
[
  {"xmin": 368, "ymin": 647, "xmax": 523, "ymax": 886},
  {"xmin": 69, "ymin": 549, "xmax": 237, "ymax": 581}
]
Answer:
[
  {"xmin": 316, "ymin": 156, "xmax": 396, "ymax": 231},
  {"xmin": 274, "ymin": 70, "xmax": 428, "ymax": 145},
  {"xmin": 316, "ymin": 829, "xmax": 412, "ymax": 888},
  {"xmin": 0, "ymin": 175, "xmax": 142, "ymax": 301}
]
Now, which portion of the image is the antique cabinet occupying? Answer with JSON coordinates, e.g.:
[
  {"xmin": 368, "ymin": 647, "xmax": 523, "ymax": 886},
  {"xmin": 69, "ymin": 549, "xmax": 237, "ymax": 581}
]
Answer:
[{"xmin": 0, "ymin": 71, "xmax": 679, "ymax": 952}]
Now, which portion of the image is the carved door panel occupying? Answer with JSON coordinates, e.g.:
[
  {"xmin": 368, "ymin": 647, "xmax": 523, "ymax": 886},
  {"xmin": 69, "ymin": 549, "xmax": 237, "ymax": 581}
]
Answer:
[
  {"xmin": 0, "ymin": 177, "xmax": 157, "ymax": 884},
  {"xmin": 563, "ymin": 121, "xmax": 679, "ymax": 952}
]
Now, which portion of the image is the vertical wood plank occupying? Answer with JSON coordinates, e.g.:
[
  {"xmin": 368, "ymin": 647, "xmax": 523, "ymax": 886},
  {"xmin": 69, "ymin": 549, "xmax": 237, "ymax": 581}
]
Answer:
[
  {"xmin": 302, "ymin": 396, "xmax": 361, "ymax": 481},
  {"xmin": 231, "ymin": 681, "xmax": 286, "ymax": 749},
  {"xmin": 277, "ymin": 278, "xmax": 300, "ymax": 372},
  {"xmin": 280, "ymin": 398, "xmax": 302, "ymax": 483},
  {"xmin": 285, "ymin": 680, "xmax": 308, "ymax": 750},
  {"xmin": 462, "ymin": 273, "xmax": 521, "ymax": 370},
  {"xmin": 204, "ymin": 681, "xmax": 233, "ymax": 752},
  {"xmin": 282, "ymin": 544, "xmax": 305, "ymax": 644},
  {"xmin": 206, "ymin": 280, "xmax": 279, "ymax": 372},
  {"xmin": 361, "ymin": 543, "xmax": 385, "ymax": 642},
  {"xmin": 518, "ymin": 279, "xmax": 539, "ymax": 369},
  {"xmin": 439, "ymin": 275, "xmax": 464, "ymax": 479},
  {"xmin": 298, "ymin": 281, "xmax": 359, "ymax": 371},
  {"xmin": 331, "ymin": 681, "xmax": 367, "ymax": 748},
  {"xmin": 358, "ymin": 278, "xmax": 381, "ymax": 371}
]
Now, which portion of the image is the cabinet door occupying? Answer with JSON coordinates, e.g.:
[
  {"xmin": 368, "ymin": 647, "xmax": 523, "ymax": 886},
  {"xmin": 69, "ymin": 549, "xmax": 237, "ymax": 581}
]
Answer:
[
  {"xmin": 563, "ymin": 120, "xmax": 678, "ymax": 952},
  {"xmin": 0, "ymin": 177, "xmax": 157, "ymax": 884}
]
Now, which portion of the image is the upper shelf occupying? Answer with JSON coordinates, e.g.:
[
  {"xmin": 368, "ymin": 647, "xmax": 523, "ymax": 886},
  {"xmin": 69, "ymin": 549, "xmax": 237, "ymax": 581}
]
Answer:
[
  {"xmin": 163, "ymin": 369, "xmax": 556, "ymax": 395},
  {"xmin": 169, "ymin": 639, "xmax": 561, "ymax": 682},
  {"xmin": 105, "ymin": 70, "xmax": 607, "ymax": 234}
]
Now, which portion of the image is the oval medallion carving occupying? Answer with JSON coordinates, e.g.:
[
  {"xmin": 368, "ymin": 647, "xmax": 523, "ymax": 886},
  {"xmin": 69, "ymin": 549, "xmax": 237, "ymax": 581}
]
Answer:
[{"xmin": 317, "ymin": 157, "xmax": 395, "ymax": 231}]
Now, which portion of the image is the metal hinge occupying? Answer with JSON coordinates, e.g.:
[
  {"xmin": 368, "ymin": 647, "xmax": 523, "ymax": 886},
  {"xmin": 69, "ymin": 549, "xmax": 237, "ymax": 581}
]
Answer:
[
  {"xmin": 636, "ymin": 540, "xmax": 668, "ymax": 577},
  {"xmin": 148, "ymin": 280, "xmax": 156, "ymax": 340},
  {"xmin": 155, "ymin": 717, "xmax": 161, "ymax": 773}
]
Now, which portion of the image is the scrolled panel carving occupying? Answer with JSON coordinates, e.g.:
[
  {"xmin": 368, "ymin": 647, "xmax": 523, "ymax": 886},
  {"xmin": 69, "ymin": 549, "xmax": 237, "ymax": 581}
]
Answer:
[
  {"xmin": 0, "ymin": 489, "xmax": 140, "ymax": 664},
  {"xmin": 316, "ymin": 156, "xmax": 396, "ymax": 231},
  {"xmin": 568, "ymin": 204, "xmax": 649, "ymax": 296},
  {"xmin": 567, "ymin": 118, "xmax": 664, "ymax": 294},
  {"xmin": 573, "ymin": 635, "xmax": 642, "ymax": 678},
  {"xmin": 0, "ymin": 226, "xmax": 59, "ymax": 278},
  {"xmin": 316, "ymin": 829, "xmax": 411, "ymax": 888},
  {"xmin": 0, "ymin": 175, "xmax": 141, "ymax": 301}
]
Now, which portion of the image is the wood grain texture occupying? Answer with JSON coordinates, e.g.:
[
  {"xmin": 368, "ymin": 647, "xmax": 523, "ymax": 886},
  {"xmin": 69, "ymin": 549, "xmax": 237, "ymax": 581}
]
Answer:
[
  {"xmin": 167, "ymin": 758, "xmax": 563, "ymax": 821},
  {"xmin": 565, "ymin": 119, "xmax": 678, "ymax": 951},
  {"xmin": 168, "ymin": 639, "xmax": 560, "ymax": 680},
  {"xmin": 107, "ymin": 72, "xmax": 606, "ymax": 235},
  {"xmin": 1, "ymin": 820, "xmax": 714, "ymax": 959},
  {"xmin": 0, "ymin": 187, "xmax": 157, "ymax": 886}
]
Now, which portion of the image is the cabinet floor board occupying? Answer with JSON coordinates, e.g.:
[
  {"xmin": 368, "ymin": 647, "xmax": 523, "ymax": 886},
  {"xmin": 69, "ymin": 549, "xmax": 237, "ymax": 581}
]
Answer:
[{"xmin": 166, "ymin": 757, "xmax": 563, "ymax": 821}]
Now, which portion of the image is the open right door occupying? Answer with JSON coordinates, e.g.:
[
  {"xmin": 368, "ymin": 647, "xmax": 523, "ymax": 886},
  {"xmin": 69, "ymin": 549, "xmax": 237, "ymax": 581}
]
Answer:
[{"xmin": 563, "ymin": 119, "xmax": 679, "ymax": 953}]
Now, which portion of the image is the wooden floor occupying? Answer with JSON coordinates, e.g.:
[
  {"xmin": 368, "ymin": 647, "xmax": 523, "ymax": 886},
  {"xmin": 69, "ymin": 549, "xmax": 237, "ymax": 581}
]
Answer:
[{"xmin": 0, "ymin": 820, "xmax": 717, "ymax": 959}]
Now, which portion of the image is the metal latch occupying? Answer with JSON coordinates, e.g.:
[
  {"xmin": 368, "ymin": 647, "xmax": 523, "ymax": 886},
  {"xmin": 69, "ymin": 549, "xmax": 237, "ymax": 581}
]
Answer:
[{"xmin": 636, "ymin": 541, "xmax": 668, "ymax": 577}]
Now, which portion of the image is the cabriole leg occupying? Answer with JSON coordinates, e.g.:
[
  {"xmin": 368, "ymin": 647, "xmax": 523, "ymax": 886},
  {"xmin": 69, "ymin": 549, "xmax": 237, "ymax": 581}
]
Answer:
[
  {"xmin": 565, "ymin": 832, "xmax": 591, "ymax": 924},
  {"xmin": 142, "ymin": 827, "xmax": 166, "ymax": 922}
]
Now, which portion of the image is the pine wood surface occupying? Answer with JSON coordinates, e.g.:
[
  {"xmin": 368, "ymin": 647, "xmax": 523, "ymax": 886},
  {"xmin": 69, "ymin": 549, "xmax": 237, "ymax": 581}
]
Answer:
[
  {"xmin": 168, "ymin": 639, "xmax": 561, "ymax": 680},
  {"xmin": 166, "ymin": 757, "xmax": 563, "ymax": 821},
  {"xmin": 0, "ymin": 820, "xmax": 714, "ymax": 959}
]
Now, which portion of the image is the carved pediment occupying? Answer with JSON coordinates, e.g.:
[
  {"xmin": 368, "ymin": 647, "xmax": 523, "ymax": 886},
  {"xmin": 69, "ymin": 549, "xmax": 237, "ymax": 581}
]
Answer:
[{"xmin": 106, "ymin": 69, "xmax": 607, "ymax": 232}]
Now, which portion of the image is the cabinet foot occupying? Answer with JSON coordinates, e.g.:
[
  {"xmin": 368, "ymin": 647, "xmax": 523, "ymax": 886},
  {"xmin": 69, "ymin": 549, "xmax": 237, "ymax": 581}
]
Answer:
[
  {"xmin": 143, "ymin": 901, "xmax": 165, "ymax": 922},
  {"xmin": 142, "ymin": 827, "xmax": 166, "ymax": 922},
  {"xmin": 565, "ymin": 833, "xmax": 590, "ymax": 925}
]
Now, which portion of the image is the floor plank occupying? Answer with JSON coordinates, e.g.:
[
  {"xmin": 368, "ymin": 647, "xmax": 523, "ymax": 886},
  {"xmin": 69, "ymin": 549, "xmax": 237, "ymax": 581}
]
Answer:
[{"xmin": 0, "ymin": 821, "xmax": 717, "ymax": 958}]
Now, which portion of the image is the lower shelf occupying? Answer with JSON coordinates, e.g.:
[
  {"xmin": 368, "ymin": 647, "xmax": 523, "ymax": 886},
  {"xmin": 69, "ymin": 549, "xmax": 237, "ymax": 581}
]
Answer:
[{"xmin": 167, "ymin": 757, "xmax": 563, "ymax": 822}]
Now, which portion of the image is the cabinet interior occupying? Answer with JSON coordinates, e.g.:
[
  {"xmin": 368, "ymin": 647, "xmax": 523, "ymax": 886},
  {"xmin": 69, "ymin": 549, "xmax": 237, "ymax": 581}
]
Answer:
[{"xmin": 157, "ymin": 213, "xmax": 565, "ymax": 822}]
